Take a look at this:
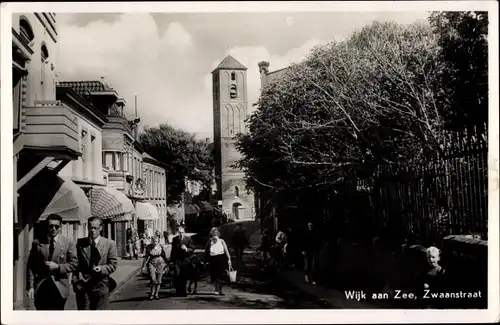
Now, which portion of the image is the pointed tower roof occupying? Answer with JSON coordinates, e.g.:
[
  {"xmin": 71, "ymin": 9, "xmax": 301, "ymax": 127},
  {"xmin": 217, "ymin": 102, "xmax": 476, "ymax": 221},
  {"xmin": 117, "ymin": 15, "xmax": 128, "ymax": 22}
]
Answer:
[{"xmin": 212, "ymin": 55, "xmax": 247, "ymax": 73}]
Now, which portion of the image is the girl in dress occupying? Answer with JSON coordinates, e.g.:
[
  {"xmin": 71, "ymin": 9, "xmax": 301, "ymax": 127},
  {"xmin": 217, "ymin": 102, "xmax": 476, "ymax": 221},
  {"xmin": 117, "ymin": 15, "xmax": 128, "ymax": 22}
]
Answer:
[
  {"xmin": 205, "ymin": 227, "xmax": 232, "ymax": 295},
  {"xmin": 145, "ymin": 236, "xmax": 168, "ymax": 300}
]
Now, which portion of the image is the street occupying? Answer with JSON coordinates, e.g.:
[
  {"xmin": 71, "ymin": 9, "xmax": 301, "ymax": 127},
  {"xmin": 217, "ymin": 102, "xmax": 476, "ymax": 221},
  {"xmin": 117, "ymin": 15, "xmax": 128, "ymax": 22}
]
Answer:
[{"xmin": 108, "ymin": 245, "xmax": 327, "ymax": 309}]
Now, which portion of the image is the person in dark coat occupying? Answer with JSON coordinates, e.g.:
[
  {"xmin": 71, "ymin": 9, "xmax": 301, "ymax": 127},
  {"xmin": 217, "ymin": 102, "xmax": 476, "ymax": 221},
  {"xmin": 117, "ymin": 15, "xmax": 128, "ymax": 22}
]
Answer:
[
  {"xmin": 27, "ymin": 214, "xmax": 78, "ymax": 310},
  {"xmin": 171, "ymin": 226, "xmax": 194, "ymax": 297},
  {"xmin": 302, "ymin": 222, "xmax": 321, "ymax": 284},
  {"xmin": 232, "ymin": 224, "xmax": 247, "ymax": 263}
]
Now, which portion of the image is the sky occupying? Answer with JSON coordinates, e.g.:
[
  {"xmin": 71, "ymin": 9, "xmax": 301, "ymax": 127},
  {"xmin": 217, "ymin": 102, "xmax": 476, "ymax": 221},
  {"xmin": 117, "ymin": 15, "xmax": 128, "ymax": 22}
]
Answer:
[{"xmin": 56, "ymin": 11, "xmax": 430, "ymax": 140}]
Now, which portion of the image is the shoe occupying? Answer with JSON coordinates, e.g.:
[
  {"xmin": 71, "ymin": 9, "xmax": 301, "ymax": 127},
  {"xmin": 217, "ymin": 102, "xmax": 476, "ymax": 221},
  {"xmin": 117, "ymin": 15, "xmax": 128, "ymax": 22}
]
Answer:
[
  {"xmin": 149, "ymin": 295, "xmax": 154, "ymax": 300},
  {"xmin": 312, "ymin": 281, "xmax": 317, "ymax": 285},
  {"xmin": 214, "ymin": 291, "xmax": 219, "ymax": 295},
  {"xmin": 155, "ymin": 295, "xmax": 160, "ymax": 300},
  {"xmin": 192, "ymin": 290, "xmax": 197, "ymax": 294}
]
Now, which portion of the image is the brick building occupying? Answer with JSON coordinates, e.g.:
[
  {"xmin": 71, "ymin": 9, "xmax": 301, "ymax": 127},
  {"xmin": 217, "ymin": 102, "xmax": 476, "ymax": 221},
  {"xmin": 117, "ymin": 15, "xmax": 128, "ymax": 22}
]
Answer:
[{"xmin": 212, "ymin": 55, "xmax": 255, "ymax": 220}]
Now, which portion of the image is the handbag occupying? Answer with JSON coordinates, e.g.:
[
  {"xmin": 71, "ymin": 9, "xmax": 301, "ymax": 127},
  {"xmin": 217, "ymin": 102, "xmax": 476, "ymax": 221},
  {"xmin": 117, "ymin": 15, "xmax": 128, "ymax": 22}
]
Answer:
[{"xmin": 227, "ymin": 266, "xmax": 237, "ymax": 283}]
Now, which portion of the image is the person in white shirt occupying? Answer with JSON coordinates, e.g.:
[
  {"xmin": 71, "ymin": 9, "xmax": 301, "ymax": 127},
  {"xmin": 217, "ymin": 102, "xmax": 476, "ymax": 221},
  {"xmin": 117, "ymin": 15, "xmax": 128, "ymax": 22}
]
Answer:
[{"xmin": 204, "ymin": 227, "xmax": 232, "ymax": 295}]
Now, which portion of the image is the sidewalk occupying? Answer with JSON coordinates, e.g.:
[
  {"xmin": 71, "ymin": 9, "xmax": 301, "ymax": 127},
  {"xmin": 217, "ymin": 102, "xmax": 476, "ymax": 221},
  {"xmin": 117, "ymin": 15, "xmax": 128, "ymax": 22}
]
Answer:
[{"xmin": 16, "ymin": 258, "xmax": 142, "ymax": 310}]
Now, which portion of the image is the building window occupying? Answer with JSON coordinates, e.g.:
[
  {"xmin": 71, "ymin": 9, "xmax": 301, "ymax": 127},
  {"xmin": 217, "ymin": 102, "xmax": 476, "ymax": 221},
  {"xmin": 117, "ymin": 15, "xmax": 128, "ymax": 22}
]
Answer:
[
  {"xmin": 40, "ymin": 45, "xmax": 49, "ymax": 99},
  {"xmin": 19, "ymin": 18, "xmax": 34, "ymax": 44},
  {"xmin": 122, "ymin": 151, "xmax": 128, "ymax": 172},
  {"xmin": 231, "ymin": 72, "xmax": 236, "ymax": 81},
  {"xmin": 103, "ymin": 151, "xmax": 125, "ymax": 171},
  {"xmin": 90, "ymin": 135, "xmax": 96, "ymax": 181},
  {"xmin": 235, "ymin": 186, "xmax": 239, "ymax": 197},
  {"xmin": 13, "ymin": 73, "xmax": 22, "ymax": 131}
]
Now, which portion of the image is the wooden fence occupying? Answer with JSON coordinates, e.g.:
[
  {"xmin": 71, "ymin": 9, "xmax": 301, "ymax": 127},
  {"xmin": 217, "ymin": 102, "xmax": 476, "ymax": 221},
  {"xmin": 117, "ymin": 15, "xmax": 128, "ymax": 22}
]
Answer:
[{"xmin": 348, "ymin": 128, "xmax": 488, "ymax": 246}]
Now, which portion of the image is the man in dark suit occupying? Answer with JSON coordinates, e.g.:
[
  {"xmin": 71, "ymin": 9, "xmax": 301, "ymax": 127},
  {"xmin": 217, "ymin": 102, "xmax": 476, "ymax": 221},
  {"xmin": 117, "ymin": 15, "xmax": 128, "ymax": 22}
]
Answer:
[
  {"xmin": 171, "ymin": 226, "xmax": 194, "ymax": 297},
  {"xmin": 27, "ymin": 214, "xmax": 78, "ymax": 310},
  {"xmin": 72, "ymin": 217, "xmax": 118, "ymax": 310}
]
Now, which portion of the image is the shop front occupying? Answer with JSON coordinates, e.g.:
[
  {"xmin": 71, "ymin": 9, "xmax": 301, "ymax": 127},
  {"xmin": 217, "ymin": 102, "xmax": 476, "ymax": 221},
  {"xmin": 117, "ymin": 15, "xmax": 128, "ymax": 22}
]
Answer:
[
  {"xmin": 89, "ymin": 186, "xmax": 134, "ymax": 258},
  {"xmin": 135, "ymin": 201, "xmax": 159, "ymax": 235}
]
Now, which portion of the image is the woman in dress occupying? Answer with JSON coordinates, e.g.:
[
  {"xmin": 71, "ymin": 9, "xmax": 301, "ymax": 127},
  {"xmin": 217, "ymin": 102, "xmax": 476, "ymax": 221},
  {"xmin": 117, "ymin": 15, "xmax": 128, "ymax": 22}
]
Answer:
[
  {"xmin": 205, "ymin": 227, "xmax": 232, "ymax": 295},
  {"xmin": 145, "ymin": 236, "xmax": 168, "ymax": 300}
]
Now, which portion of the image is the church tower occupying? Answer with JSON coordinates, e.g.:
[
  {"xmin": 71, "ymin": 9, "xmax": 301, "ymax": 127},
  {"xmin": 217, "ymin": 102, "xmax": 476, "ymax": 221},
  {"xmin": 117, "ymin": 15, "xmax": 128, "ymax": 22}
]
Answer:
[{"xmin": 212, "ymin": 55, "xmax": 255, "ymax": 220}]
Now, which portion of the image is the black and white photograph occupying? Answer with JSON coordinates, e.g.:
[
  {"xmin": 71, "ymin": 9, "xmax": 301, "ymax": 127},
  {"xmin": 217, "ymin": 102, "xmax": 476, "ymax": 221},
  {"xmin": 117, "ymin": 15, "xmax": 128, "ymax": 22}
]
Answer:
[{"xmin": 1, "ymin": 1, "xmax": 498, "ymax": 324}]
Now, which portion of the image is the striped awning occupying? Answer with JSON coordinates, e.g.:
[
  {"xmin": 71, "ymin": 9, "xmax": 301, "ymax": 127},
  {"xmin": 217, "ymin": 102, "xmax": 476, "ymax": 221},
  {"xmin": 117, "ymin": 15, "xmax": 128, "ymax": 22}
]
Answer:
[
  {"xmin": 185, "ymin": 204, "xmax": 201, "ymax": 215},
  {"xmin": 136, "ymin": 202, "xmax": 159, "ymax": 221},
  {"xmin": 90, "ymin": 186, "xmax": 134, "ymax": 221},
  {"xmin": 40, "ymin": 177, "xmax": 91, "ymax": 223}
]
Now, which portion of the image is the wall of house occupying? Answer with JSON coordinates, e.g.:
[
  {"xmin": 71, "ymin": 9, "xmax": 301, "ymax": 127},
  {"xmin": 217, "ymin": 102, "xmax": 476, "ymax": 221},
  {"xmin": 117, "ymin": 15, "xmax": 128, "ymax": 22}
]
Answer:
[
  {"xmin": 12, "ymin": 12, "xmax": 60, "ymax": 308},
  {"xmin": 12, "ymin": 13, "xmax": 58, "ymax": 105},
  {"xmin": 142, "ymin": 161, "xmax": 167, "ymax": 233},
  {"xmin": 58, "ymin": 112, "xmax": 103, "ymax": 184}
]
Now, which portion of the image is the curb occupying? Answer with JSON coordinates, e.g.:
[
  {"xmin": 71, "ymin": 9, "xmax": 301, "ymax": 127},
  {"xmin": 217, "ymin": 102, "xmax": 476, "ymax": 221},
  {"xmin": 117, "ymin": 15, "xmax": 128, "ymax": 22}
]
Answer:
[{"xmin": 109, "ymin": 266, "xmax": 143, "ymax": 298}]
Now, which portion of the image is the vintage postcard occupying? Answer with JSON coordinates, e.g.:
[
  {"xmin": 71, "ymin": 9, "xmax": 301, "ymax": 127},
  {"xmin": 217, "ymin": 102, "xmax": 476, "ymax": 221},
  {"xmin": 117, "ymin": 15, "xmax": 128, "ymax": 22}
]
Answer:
[{"xmin": 1, "ymin": 1, "xmax": 498, "ymax": 324}]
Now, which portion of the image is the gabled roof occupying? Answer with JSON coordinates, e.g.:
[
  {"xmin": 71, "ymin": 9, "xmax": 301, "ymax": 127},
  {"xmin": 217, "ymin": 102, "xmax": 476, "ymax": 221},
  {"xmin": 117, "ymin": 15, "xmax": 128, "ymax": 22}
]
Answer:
[
  {"xmin": 212, "ymin": 55, "xmax": 247, "ymax": 73},
  {"xmin": 59, "ymin": 80, "xmax": 115, "ymax": 96}
]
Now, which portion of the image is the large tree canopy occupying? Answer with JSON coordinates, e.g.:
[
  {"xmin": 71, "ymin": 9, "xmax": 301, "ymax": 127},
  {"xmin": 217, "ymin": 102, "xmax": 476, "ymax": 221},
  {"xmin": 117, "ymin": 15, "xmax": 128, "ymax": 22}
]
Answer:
[
  {"xmin": 236, "ymin": 21, "xmax": 448, "ymax": 194},
  {"xmin": 429, "ymin": 11, "xmax": 488, "ymax": 132},
  {"xmin": 139, "ymin": 124, "xmax": 214, "ymax": 203}
]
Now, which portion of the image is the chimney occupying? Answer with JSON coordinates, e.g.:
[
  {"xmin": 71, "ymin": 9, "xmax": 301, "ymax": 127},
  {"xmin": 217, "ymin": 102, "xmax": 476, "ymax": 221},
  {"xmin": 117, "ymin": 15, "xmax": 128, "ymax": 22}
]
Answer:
[
  {"xmin": 134, "ymin": 95, "xmax": 139, "ymax": 140},
  {"xmin": 258, "ymin": 61, "xmax": 270, "ymax": 90}
]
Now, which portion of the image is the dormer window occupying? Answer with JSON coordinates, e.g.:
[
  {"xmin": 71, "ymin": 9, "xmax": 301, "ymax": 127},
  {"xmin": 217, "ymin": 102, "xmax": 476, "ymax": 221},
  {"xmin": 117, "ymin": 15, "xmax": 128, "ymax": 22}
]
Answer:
[{"xmin": 230, "ymin": 84, "xmax": 237, "ymax": 99}]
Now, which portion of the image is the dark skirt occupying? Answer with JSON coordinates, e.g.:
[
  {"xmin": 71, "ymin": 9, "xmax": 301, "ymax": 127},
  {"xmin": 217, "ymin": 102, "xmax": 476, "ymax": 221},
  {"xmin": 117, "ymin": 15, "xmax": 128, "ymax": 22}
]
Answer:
[{"xmin": 209, "ymin": 254, "xmax": 227, "ymax": 283}]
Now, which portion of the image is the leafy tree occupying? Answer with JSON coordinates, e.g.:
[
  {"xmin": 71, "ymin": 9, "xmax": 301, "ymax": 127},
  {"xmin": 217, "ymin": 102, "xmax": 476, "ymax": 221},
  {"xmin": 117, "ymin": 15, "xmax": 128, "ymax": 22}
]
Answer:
[
  {"xmin": 429, "ymin": 11, "xmax": 488, "ymax": 132},
  {"xmin": 139, "ymin": 124, "xmax": 214, "ymax": 203},
  {"xmin": 236, "ymin": 21, "xmax": 446, "ymax": 196}
]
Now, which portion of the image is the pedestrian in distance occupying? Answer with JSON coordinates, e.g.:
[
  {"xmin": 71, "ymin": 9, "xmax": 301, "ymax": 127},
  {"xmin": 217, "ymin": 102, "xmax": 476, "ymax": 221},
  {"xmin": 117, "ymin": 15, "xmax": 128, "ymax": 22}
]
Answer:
[
  {"xmin": 144, "ymin": 235, "xmax": 168, "ymax": 300},
  {"xmin": 171, "ymin": 225, "xmax": 194, "ymax": 297},
  {"xmin": 205, "ymin": 227, "xmax": 232, "ymax": 295},
  {"xmin": 186, "ymin": 254, "xmax": 204, "ymax": 295},
  {"xmin": 126, "ymin": 225, "xmax": 139, "ymax": 260},
  {"xmin": 141, "ymin": 233, "xmax": 152, "ymax": 273},
  {"xmin": 72, "ymin": 217, "xmax": 118, "ymax": 310},
  {"xmin": 232, "ymin": 223, "xmax": 247, "ymax": 263},
  {"xmin": 26, "ymin": 214, "xmax": 78, "ymax": 310},
  {"xmin": 302, "ymin": 221, "xmax": 321, "ymax": 285},
  {"xmin": 258, "ymin": 229, "xmax": 273, "ymax": 272}
]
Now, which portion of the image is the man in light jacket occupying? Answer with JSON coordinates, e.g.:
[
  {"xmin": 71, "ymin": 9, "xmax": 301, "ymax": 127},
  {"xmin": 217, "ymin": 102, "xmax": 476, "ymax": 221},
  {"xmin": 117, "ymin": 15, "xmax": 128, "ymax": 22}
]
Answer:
[{"xmin": 72, "ymin": 217, "xmax": 117, "ymax": 310}]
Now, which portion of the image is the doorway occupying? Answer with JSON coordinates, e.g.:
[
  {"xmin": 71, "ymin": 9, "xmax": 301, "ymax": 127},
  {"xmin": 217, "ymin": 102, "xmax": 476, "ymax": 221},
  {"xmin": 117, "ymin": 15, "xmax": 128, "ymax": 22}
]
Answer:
[{"xmin": 232, "ymin": 202, "xmax": 243, "ymax": 220}]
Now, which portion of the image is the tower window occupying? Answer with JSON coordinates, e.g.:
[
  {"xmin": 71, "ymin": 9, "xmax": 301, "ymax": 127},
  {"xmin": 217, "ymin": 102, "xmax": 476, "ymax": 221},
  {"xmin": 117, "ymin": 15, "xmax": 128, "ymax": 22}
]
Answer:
[
  {"xmin": 235, "ymin": 186, "xmax": 239, "ymax": 197},
  {"xmin": 231, "ymin": 72, "xmax": 236, "ymax": 81},
  {"xmin": 230, "ymin": 84, "xmax": 237, "ymax": 99}
]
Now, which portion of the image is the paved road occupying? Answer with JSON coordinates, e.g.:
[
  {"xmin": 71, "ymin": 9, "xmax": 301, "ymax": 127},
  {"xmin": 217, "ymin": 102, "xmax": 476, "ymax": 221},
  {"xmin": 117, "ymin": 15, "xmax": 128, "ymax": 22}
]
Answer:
[{"xmin": 108, "ymin": 246, "xmax": 327, "ymax": 309}]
